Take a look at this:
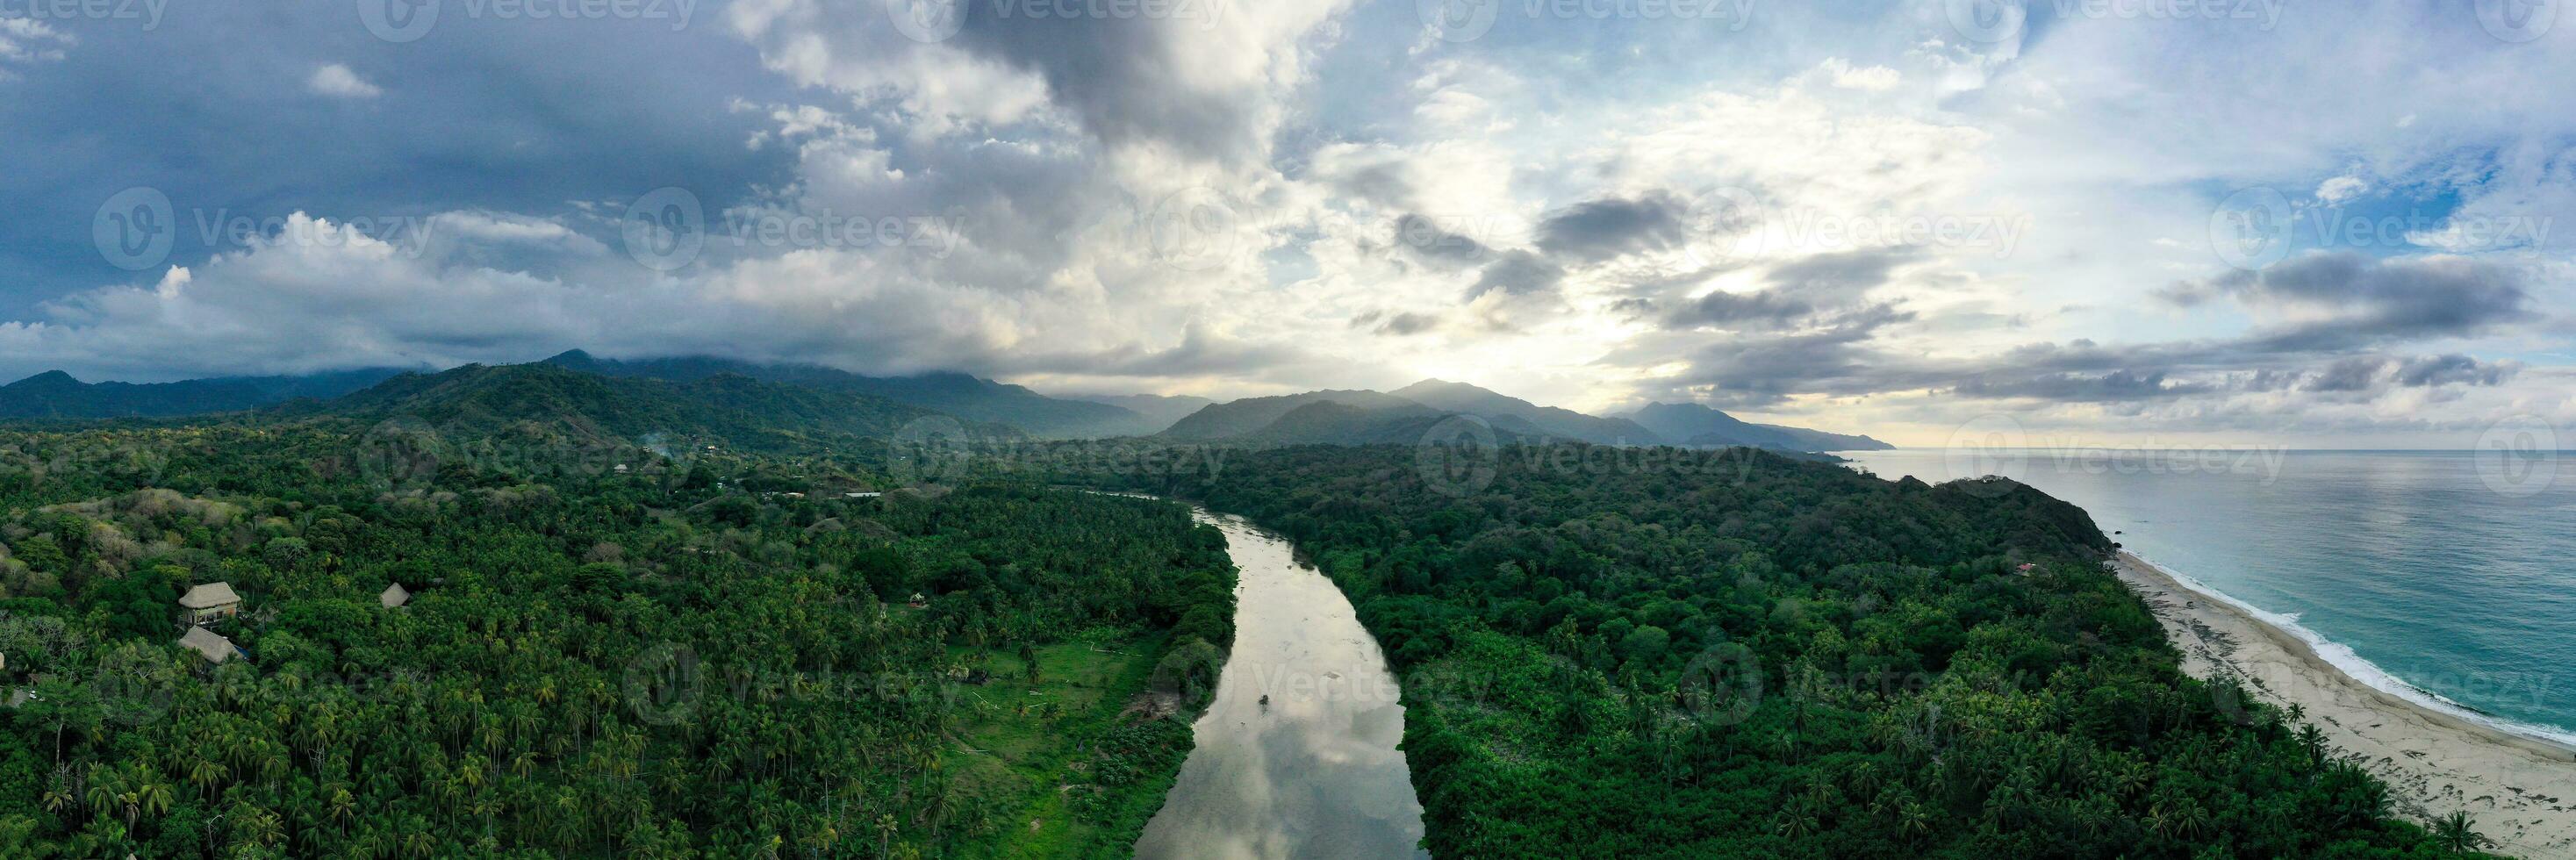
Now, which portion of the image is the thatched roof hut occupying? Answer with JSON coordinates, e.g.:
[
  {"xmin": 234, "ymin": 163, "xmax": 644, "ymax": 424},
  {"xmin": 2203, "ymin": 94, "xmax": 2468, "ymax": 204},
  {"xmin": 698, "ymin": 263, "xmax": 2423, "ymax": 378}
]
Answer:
[{"xmin": 178, "ymin": 626, "xmax": 240, "ymax": 664}]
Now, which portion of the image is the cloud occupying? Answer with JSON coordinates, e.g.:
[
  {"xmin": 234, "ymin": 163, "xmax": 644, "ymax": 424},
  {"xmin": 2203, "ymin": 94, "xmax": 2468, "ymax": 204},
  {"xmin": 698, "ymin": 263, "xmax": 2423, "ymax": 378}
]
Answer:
[
  {"xmin": 1818, "ymin": 57, "xmax": 1900, "ymax": 91},
  {"xmin": 2395, "ymin": 354, "xmax": 2515, "ymax": 387},
  {"xmin": 308, "ymin": 64, "xmax": 382, "ymax": 99},
  {"xmin": 1533, "ymin": 192, "xmax": 1692, "ymax": 262},
  {"xmin": 1467, "ymin": 251, "xmax": 1563, "ymax": 299},
  {"xmin": 2196, "ymin": 251, "xmax": 2531, "ymax": 350},
  {"xmin": 0, "ymin": 18, "xmax": 73, "ymax": 79},
  {"xmin": 2316, "ymin": 175, "xmax": 2368, "ymax": 203},
  {"xmin": 1352, "ymin": 310, "xmax": 1439, "ymax": 336}
]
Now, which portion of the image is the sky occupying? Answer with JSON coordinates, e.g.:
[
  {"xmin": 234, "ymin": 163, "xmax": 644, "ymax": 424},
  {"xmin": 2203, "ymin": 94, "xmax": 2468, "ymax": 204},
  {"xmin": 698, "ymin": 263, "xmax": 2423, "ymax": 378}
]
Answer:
[{"xmin": 1, "ymin": 0, "xmax": 2571, "ymax": 446}]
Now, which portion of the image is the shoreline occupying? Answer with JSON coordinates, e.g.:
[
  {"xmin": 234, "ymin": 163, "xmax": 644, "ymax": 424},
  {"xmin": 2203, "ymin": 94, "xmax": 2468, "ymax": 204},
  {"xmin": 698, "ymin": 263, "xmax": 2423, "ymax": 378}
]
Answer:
[{"xmin": 2113, "ymin": 551, "xmax": 2576, "ymax": 856}]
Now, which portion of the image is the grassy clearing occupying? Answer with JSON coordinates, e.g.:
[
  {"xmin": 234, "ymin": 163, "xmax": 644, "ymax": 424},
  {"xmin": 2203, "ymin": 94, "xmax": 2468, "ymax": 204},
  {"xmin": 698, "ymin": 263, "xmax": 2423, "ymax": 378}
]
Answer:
[{"xmin": 944, "ymin": 628, "xmax": 1201, "ymax": 858}]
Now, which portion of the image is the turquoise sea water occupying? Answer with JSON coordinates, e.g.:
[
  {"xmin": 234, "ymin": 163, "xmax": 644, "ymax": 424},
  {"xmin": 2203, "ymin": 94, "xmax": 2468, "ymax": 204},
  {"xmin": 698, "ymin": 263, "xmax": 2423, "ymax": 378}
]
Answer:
[{"xmin": 1841, "ymin": 448, "xmax": 2576, "ymax": 743}]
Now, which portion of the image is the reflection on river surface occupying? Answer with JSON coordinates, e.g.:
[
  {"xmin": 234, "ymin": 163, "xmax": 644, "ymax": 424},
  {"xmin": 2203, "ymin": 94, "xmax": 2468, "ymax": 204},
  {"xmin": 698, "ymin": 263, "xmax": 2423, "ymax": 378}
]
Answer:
[{"xmin": 1133, "ymin": 509, "xmax": 1430, "ymax": 859}]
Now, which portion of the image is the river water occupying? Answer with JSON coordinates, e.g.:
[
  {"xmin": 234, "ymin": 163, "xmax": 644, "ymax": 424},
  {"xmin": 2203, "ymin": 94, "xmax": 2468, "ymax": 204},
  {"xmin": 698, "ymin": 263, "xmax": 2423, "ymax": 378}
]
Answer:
[{"xmin": 1132, "ymin": 507, "xmax": 1431, "ymax": 859}]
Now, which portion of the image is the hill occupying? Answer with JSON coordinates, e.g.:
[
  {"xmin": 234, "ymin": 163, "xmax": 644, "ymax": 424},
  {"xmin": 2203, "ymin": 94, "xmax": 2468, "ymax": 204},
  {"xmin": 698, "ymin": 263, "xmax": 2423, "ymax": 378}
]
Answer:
[
  {"xmin": 1389, "ymin": 379, "xmax": 1663, "ymax": 445},
  {"xmin": 1155, "ymin": 390, "xmax": 1426, "ymax": 441},
  {"xmin": 300, "ymin": 362, "xmax": 972, "ymax": 452},
  {"xmin": 1618, "ymin": 400, "xmax": 1893, "ymax": 451},
  {"xmin": 0, "ymin": 367, "xmax": 407, "ymax": 419},
  {"xmin": 538, "ymin": 350, "xmax": 1156, "ymax": 439}
]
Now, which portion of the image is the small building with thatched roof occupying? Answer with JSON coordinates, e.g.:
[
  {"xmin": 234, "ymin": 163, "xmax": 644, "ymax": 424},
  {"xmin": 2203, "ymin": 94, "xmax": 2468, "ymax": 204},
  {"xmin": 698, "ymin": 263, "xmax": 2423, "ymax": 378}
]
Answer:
[
  {"xmin": 179, "ymin": 582, "xmax": 240, "ymax": 625},
  {"xmin": 379, "ymin": 583, "xmax": 412, "ymax": 609},
  {"xmin": 177, "ymin": 626, "xmax": 240, "ymax": 664}
]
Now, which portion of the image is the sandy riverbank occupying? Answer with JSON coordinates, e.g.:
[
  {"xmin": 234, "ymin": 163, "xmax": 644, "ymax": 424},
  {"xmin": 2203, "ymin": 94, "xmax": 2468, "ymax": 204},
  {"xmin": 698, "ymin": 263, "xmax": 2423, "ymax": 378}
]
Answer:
[{"xmin": 2113, "ymin": 552, "xmax": 2576, "ymax": 856}]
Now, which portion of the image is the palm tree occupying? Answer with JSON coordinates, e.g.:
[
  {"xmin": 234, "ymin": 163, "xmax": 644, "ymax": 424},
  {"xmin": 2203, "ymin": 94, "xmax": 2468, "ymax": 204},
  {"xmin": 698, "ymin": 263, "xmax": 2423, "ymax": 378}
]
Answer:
[
  {"xmin": 2434, "ymin": 811, "xmax": 2493, "ymax": 855},
  {"xmin": 2296, "ymin": 725, "xmax": 2329, "ymax": 763}
]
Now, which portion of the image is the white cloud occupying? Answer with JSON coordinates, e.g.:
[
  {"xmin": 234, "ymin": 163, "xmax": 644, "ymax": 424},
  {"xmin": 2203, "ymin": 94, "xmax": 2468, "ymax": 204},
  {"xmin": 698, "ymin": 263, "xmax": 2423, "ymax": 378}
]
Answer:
[
  {"xmin": 1819, "ymin": 57, "xmax": 1901, "ymax": 91},
  {"xmin": 0, "ymin": 16, "xmax": 74, "ymax": 79},
  {"xmin": 307, "ymin": 64, "xmax": 383, "ymax": 99}
]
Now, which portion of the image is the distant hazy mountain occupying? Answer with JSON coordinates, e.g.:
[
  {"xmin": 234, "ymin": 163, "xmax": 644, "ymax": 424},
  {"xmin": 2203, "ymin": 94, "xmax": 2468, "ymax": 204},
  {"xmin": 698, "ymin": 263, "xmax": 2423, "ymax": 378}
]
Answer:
[
  {"xmin": 0, "ymin": 368, "xmax": 408, "ymax": 419},
  {"xmin": 1156, "ymin": 380, "xmax": 1888, "ymax": 453},
  {"xmin": 536, "ymin": 350, "xmax": 1155, "ymax": 439},
  {"xmin": 1618, "ymin": 401, "xmax": 1892, "ymax": 451},
  {"xmin": 306, "ymin": 362, "xmax": 964, "ymax": 452},
  {"xmin": 1156, "ymin": 390, "xmax": 1426, "ymax": 441},
  {"xmin": 1390, "ymin": 379, "xmax": 1663, "ymax": 445},
  {"xmin": 1062, "ymin": 393, "xmax": 1216, "ymax": 434}
]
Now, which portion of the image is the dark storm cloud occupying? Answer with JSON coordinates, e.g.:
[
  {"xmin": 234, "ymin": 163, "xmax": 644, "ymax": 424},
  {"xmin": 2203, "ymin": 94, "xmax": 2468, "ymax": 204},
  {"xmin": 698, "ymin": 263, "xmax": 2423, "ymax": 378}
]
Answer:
[
  {"xmin": 1392, "ymin": 214, "xmax": 1490, "ymax": 266},
  {"xmin": 1955, "ymin": 369, "xmax": 2213, "ymax": 401},
  {"xmin": 1468, "ymin": 251, "xmax": 1565, "ymax": 299},
  {"xmin": 1663, "ymin": 290, "xmax": 1814, "ymax": 328},
  {"xmin": 1533, "ymin": 192, "xmax": 1691, "ymax": 262},
  {"xmin": 951, "ymin": 7, "xmax": 1278, "ymax": 163},
  {"xmin": 2302, "ymin": 357, "xmax": 2387, "ymax": 392},
  {"xmin": 1760, "ymin": 247, "xmax": 1918, "ymax": 303},
  {"xmin": 2395, "ymin": 354, "xmax": 2516, "ymax": 387},
  {"xmin": 1352, "ymin": 310, "xmax": 1439, "ymax": 336},
  {"xmin": 1657, "ymin": 247, "xmax": 1916, "ymax": 331},
  {"xmin": 2198, "ymin": 251, "xmax": 2530, "ymax": 351}
]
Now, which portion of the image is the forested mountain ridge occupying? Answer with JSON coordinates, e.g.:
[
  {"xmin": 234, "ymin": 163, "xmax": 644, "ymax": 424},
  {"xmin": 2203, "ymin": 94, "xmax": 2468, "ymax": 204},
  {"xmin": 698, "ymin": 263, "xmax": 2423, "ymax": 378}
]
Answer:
[
  {"xmin": 1618, "ymin": 401, "xmax": 1895, "ymax": 452},
  {"xmin": 537, "ymin": 351, "xmax": 1161, "ymax": 440},
  {"xmin": 276, "ymin": 361, "xmax": 1001, "ymax": 455},
  {"xmin": 1153, "ymin": 390, "xmax": 1427, "ymax": 441},
  {"xmin": 0, "ymin": 420, "xmax": 1238, "ymax": 856},
  {"xmin": 1084, "ymin": 443, "xmax": 2486, "ymax": 858},
  {"xmin": 1389, "ymin": 379, "xmax": 1662, "ymax": 446},
  {"xmin": 0, "ymin": 369, "xmax": 409, "ymax": 420},
  {"xmin": 1157, "ymin": 380, "xmax": 1889, "ymax": 454}
]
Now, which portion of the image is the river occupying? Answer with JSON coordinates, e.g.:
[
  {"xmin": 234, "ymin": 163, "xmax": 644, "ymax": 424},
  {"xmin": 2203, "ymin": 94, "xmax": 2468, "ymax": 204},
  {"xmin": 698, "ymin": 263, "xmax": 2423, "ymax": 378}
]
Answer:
[{"xmin": 1132, "ymin": 506, "xmax": 1431, "ymax": 859}]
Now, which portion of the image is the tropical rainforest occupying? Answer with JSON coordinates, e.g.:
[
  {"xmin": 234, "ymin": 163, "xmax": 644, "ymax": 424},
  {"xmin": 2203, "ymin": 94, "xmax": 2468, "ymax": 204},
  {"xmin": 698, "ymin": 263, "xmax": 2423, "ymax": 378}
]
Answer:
[
  {"xmin": 0, "ymin": 419, "xmax": 1235, "ymax": 857},
  {"xmin": 1102, "ymin": 443, "xmax": 2498, "ymax": 858},
  {"xmin": 0, "ymin": 359, "xmax": 2502, "ymax": 857}
]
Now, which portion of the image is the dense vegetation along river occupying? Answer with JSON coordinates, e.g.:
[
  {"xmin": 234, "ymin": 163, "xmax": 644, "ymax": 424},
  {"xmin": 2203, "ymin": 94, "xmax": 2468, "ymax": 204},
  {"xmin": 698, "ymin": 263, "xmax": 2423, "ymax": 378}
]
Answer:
[{"xmin": 1133, "ymin": 507, "xmax": 1431, "ymax": 859}]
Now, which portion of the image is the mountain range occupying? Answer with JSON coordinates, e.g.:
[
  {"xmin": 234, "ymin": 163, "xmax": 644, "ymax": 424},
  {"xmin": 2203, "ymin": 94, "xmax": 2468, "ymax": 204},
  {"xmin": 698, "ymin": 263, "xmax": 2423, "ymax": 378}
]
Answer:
[
  {"xmin": 0, "ymin": 353, "xmax": 1889, "ymax": 453},
  {"xmin": 0, "ymin": 367, "xmax": 407, "ymax": 419},
  {"xmin": 1154, "ymin": 382, "xmax": 1890, "ymax": 451}
]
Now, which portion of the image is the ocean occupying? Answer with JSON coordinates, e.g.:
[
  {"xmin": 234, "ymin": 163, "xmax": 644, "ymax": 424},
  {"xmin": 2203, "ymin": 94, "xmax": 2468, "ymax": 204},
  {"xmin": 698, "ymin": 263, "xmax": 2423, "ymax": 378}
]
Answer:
[{"xmin": 1841, "ymin": 448, "xmax": 2576, "ymax": 745}]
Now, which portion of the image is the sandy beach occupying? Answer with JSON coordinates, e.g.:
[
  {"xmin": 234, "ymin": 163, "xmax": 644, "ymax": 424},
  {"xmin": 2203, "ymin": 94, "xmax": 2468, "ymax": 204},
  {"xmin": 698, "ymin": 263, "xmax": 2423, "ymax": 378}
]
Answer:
[{"xmin": 2113, "ymin": 552, "xmax": 2576, "ymax": 857}]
